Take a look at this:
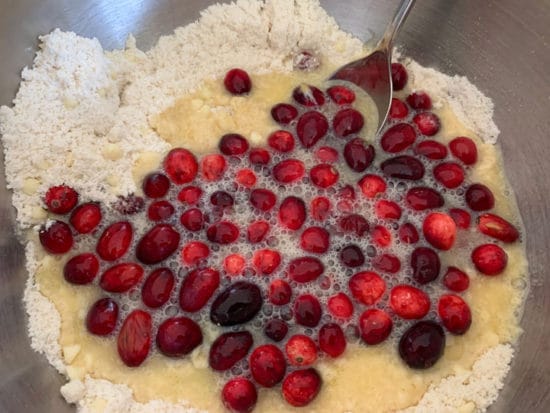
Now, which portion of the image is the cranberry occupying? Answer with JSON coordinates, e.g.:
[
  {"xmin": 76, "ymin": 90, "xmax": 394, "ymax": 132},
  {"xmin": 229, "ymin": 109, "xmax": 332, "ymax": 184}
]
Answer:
[
  {"xmin": 399, "ymin": 223, "xmax": 420, "ymax": 244},
  {"xmin": 338, "ymin": 214, "xmax": 369, "ymax": 236},
  {"xmin": 141, "ymin": 268, "xmax": 175, "ymax": 308},
  {"xmin": 391, "ymin": 63, "xmax": 408, "ymax": 91},
  {"xmin": 44, "ymin": 185, "xmax": 78, "ymax": 214},
  {"xmin": 142, "ymin": 173, "xmax": 170, "ymax": 198},
  {"xmin": 210, "ymin": 190, "xmax": 234, "ymax": 210},
  {"xmin": 209, "ymin": 331, "xmax": 253, "ymax": 371},
  {"xmin": 319, "ymin": 323, "xmax": 347, "ymax": 357},
  {"xmin": 264, "ymin": 319, "xmax": 289, "ymax": 342},
  {"xmin": 156, "ymin": 317, "xmax": 202, "ymax": 357},
  {"xmin": 180, "ymin": 208, "xmax": 204, "ymax": 231},
  {"xmin": 372, "ymin": 225, "xmax": 392, "ymax": 247},
  {"xmin": 210, "ymin": 282, "xmax": 262, "ymax": 326},
  {"xmin": 250, "ymin": 344, "xmax": 286, "ymax": 387},
  {"xmin": 219, "ymin": 133, "xmax": 249, "ymax": 155},
  {"xmin": 136, "ymin": 224, "xmax": 180, "ymax": 264},
  {"xmin": 293, "ymin": 84, "xmax": 325, "ymax": 107},
  {"xmin": 206, "ymin": 221, "xmax": 240, "ymax": 244},
  {"xmin": 100, "ymin": 262, "xmax": 144, "ymax": 293},
  {"xmin": 471, "ymin": 244, "xmax": 508, "ymax": 275},
  {"xmin": 247, "ymin": 220, "xmax": 270, "ymax": 243},
  {"xmin": 449, "ymin": 136, "xmax": 477, "ymax": 165},
  {"xmin": 349, "ymin": 271, "xmax": 385, "ymax": 305},
  {"xmin": 64, "ymin": 253, "xmax": 99, "ymax": 285},
  {"xmin": 443, "ymin": 266, "xmax": 470, "ymax": 292},
  {"xmin": 147, "ymin": 200, "xmax": 175, "ymax": 221},
  {"xmin": 287, "ymin": 257, "xmax": 324, "ymax": 283},
  {"xmin": 381, "ymin": 123, "xmax": 416, "ymax": 153},
  {"xmin": 433, "ymin": 162, "xmax": 464, "ymax": 188},
  {"xmin": 406, "ymin": 91, "xmax": 432, "ymax": 110},
  {"xmin": 381, "ymin": 155, "xmax": 425, "ymax": 180},
  {"xmin": 294, "ymin": 294, "xmax": 322, "ymax": 327},
  {"xmin": 179, "ymin": 267, "xmax": 220, "ymax": 312},
  {"xmin": 343, "ymin": 138, "xmax": 375, "ymax": 172},
  {"xmin": 201, "ymin": 154, "xmax": 227, "ymax": 181},
  {"xmin": 271, "ymin": 103, "xmax": 299, "ymax": 125},
  {"xmin": 273, "ymin": 159, "xmax": 305, "ymax": 183},
  {"xmin": 399, "ymin": 321, "xmax": 445, "ymax": 369},
  {"xmin": 181, "ymin": 241, "xmax": 209, "ymax": 266},
  {"xmin": 389, "ymin": 98, "xmax": 409, "ymax": 119},
  {"xmin": 70, "ymin": 203, "xmax": 101, "ymax": 233},
  {"xmin": 375, "ymin": 200, "xmax": 402, "ymax": 220},
  {"xmin": 359, "ymin": 309, "xmax": 393, "ymax": 345},
  {"xmin": 406, "ymin": 187, "xmax": 444, "ymax": 210},
  {"xmin": 224, "ymin": 254, "xmax": 246, "ymax": 276},
  {"xmin": 177, "ymin": 186, "xmax": 202, "ymax": 205},
  {"xmin": 310, "ymin": 164, "xmax": 339, "ymax": 188},
  {"xmin": 164, "ymin": 148, "xmax": 198, "ymax": 184},
  {"xmin": 438, "ymin": 294, "xmax": 472, "ymax": 335},
  {"xmin": 269, "ymin": 279, "xmax": 292, "ymax": 305},
  {"xmin": 415, "ymin": 140, "xmax": 448, "ymax": 160},
  {"xmin": 327, "ymin": 293, "xmax": 354, "ymax": 319},
  {"xmin": 96, "ymin": 221, "xmax": 132, "ymax": 261},
  {"xmin": 411, "ymin": 247, "xmax": 441, "ymax": 284},
  {"xmin": 268, "ymin": 130, "xmax": 295, "ymax": 153},
  {"xmin": 333, "ymin": 108, "xmax": 364, "ymax": 138},
  {"xmin": 310, "ymin": 196, "xmax": 332, "ymax": 221},
  {"xmin": 252, "ymin": 249, "xmax": 281, "ymax": 275},
  {"xmin": 449, "ymin": 208, "xmax": 471, "ymax": 229},
  {"xmin": 296, "ymin": 111, "xmax": 329, "ymax": 148},
  {"xmin": 413, "ymin": 112, "xmax": 441, "ymax": 136},
  {"xmin": 339, "ymin": 244, "xmax": 365, "ymax": 268},
  {"xmin": 282, "ymin": 368, "xmax": 322, "ymax": 407},
  {"xmin": 249, "ymin": 148, "xmax": 271, "ymax": 165},
  {"xmin": 286, "ymin": 334, "xmax": 317, "ymax": 366},
  {"xmin": 358, "ymin": 174, "xmax": 387, "ymax": 198},
  {"xmin": 224, "ymin": 68, "xmax": 252, "ymax": 95},
  {"xmin": 477, "ymin": 213, "xmax": 520, "ymax": 243},
  {"xmin": 300, "ymin": 227, "xmax": 330, "ymax": 253},
  {"xmin": 390, "ymin": 285, "xmax": 430, "ymax": 319},
  {"xmin": 465, "ymin": 183, "xmax": 495, "ymax": 211},
  {"xmin": 422, "ymin": 212, "xmax": 457, "ymax": 250},
  {"xmin": 86, "ymin": 297, "xmax": 118, "ymax": 336},
  {"xmin": 278, "ymin": 196, "xmax": 306, "ymax": 230},
  {"xmin": 249, "ymin": 188, "xmax": 277, "ymax": 211},
  {"xmin": 222, "ymin": 378, "xmax": 257, "ymax": 413},
  {"xmin": 372, "ymin": 253, "xmax": 401, "ymax": 273},
  {"xmin": 327, "ymin": 85, "xmax": 356, "ymax": 104},
  {"xmin": 315, "ymin": 146, "xmax": 339, "ymax": 163},
  {"xmin": 236, "ymin": 168, "xmax": 257, "ymax": 188},
  {"xmin": 39, "ymin": 220, "xmax": 73, "ymax": 254},
  {"xmin": 117, "ymin": 310, "xmax": 152, "ymax": 367}
]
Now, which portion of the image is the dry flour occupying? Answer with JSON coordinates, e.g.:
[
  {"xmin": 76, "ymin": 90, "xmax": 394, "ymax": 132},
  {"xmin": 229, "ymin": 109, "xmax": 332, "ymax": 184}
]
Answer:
[{"xmin": 0, "ymin": 0, "xmax": 511, "ymax": 412}]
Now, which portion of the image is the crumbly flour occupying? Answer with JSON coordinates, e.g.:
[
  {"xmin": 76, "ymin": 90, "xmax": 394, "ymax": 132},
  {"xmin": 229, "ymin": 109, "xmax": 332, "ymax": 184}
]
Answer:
[{"xmin": 0, "ymin": 0, "xmax": 509, "ymax": 412}]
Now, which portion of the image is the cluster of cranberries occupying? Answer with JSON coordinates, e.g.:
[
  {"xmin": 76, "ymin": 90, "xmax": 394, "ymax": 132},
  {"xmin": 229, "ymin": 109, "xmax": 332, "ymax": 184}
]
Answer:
[{"xmin": 38, "ymin": 63, "xmax": 520, "ymax": 412}]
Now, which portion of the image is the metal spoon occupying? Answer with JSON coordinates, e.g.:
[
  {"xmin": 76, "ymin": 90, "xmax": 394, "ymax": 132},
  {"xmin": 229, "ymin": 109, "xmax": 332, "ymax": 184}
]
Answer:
[{"xmin": 330, "ymin": 0, "xmax": 416, "ymax": 135}]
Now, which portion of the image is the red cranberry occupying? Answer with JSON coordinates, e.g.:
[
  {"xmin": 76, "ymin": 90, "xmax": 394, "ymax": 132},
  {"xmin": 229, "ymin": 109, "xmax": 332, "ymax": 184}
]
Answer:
[
  {"xmin": 96, "ymin": 221, "xmax": 132, "ymax": 261},
  {"xmin": 433, "ymin": 162, "xmax": 464, "ymax": 188},
  {"xmin": 293, "ymin": 84, "xmax": 325, "ymax": 107},
  {"xmin": 407, "ymin": 91, "xmax": 432, "ymax": 110},
  {"xmin": 413, "ymin": 112, "xmax": 441, "ymax": 136},
  {"xmin": 415, "ymin": 140, "xmax": 448, "ymax": 160},
  {"xmin": 310, "ymin": 164, "xmax": 339, "ymax": 188},
  {"xmin": 471, "ymin": 244, "xmax": 508, "ymax": 275},
  {"xmin": 248, "ymin": 148, "xmax": 271, "ymax": 165},
  {"xmin": 315, "ymin": 146, "xmax": 339, "ymax": 163},
  {"xmin": 39, "ymin": 221, "xmax": 73, "ymax": 254},
  {"xmin": 64, "ymin": 253, "xmax": 99, "ymax": 285},
  {"xmin": 411, "ymin": 247, "xmax": 441, "ymax": 284},
  {"xmin": 273, "ymin": 159, "xmax": 305, "ymax": 183},
  {"xmin": 268, "ymin": 130, "xmax": 295, "ymax": 153},
  {"xmin": 177, "ymin": 186, "xmax": 202, "ymax": 205},
  {"xmin": 86, "ymin": 297, "xmax": 118, "ymax": 336},
  {"xmin": 343, "ymin": 138, "xmax": 375, "ymax": 172},
  {"xmin": 117, "ymin": 310, "xmax": 152, "ymax": 367},
  {"xmin": 222, "ymin": 377, "xmax": 257, "ymax": 413},
  {"xmin": 391, "ymin": 62, "xmax": 408, "ymax": 91},
  {"xmin": 372, "ymin": 253, "xmax": 401, "ymax": 274},
  {"xmin": 449, "ymin": 136, "xmax": 477, "ymax": 165},
  {"xmin": 389, "ymin": 98, "xmax": 409, "ymax": 119},
  {"xmin": 286, "ymin": 334, "xmax": 317, "ymax": 366},
  {"xmin": 399, "ymin": 321, "xmax": 445, "ymax": 369},
  {"xmin": 163, "ymin": 148, "xmax": 198, "ymax": 184},
  {"xmin": 180, "ymin": 208, "xmax": 204, "ymax": 231},
  {"xmin": 224, "ymin": 68, "xmax": 252, "ymax": 95},
  {"xmin": 147, "ymin": 200, "xmax": 175, "ymax": 221},
  {"xmin": 339, "ymin": 244, "xmax": 365, "ymax": 268},
  {"xmin": 438, "ymin": 294, "xmax": 472, "ymax": 335},
  {"xmin": 399, "ymin": 223, "xmax": 419, "ymax": 244},
  {"xmin": 333, "ymin": 108, "xmax": 364, "ymax": 138},
  {"xmin": 294, "ymin": 294, "xmax": 322, "ymax": 327},
  {"xmin": 296, "ymin": 111, "xmax": 329, "ymax": 148},
  {"xmin": 349, "ymin": 271, "xmax": 385, "ymax": 305},
  {"xmin": 358, "ymin": 174, "xmax": 387, "ymax": 198},
  {"xmin": 136, "ymin": 224, "xmax": 180, "ymax": 264},
  {"xmin": 406, "ymin": 187, "xmax": 444, "ymax": 210},
  {"xmin": 252, "ymin": 249, "xmax": 281, "ymax": 275},
  {"xmin": 100, "ymin": 263, "xmax": 144, "ymax": 293},
  {"xmin": 465, "ymin": 183, "xmax": 495, "ymax": 211},
  {"xmin": 179, "ymin": 267, "xmax": 220, "ymax": 312},
  {"xmin": 359, "ymin": 309, "xmax": 393, "ymax": 345},
  {"xmin": 381, "ymin": 123, "xmax": 417, "ymax": 153},
  {"xmin": 381, "ymin": 155, "xmax": 425, "ymax": 180},
  {"xmin": 201, "ymin": 154, "xmax": 227, "ymax": 181},
  {"xmin": 209, "ymin": 331, "xmax": 253, "ymax": 371},
  {"xmin": 181, "ymin": 241, "xmax": 209, "ymax": 266},
  {"xmin": 269, "ymin": 279, "xmax": 292, "ymax": 305},
  {"xmin": 206, "ymin": 221, "xmax": 240, "ymax": 244},
  {"xmin": 390, "ymin": 285, "xmax": 430, "ymax": 319},
  {"xmin": 249, "ymin": 188, "xmax": 277, "ymax": 211},
  {"xmin": 300, "ymin": 227, "xmax": 330, "ymax": 253},
  {"xmin": 282, "ymin": 368, "xmax": 322, "ymax": 407},
  {"xmin": 156, "ymin": 317, "xmax": 202, "ymax": 357},
  {"xmin": 375, "ymin": 199, "xmax": 402, "ymax": 220},
  {"xmin": 422, "ymin": 212, "xmax": 457, "ymax": 250},
  {"xmin": 70, "ymin": 203, "xmax": 101, "ymax": 233},
  {"xmin": 44, "ymin": 185, "xmax": 78, "ymax": 214},
  {"xmin": 278, "ymin": 196, "xmax": 306, "ymax": 230},
  {"xmin": 327, "ymin": 85, "xmax": 356, "ymax": 104},
  {"xmin": 372, "ymin": 225, "xmax": 392, "ymax": 247},
  {"xmin": 271, "ymin": 103, "xmax": 299, "ymax": 125},
  {"xmin": 250, "ymin": 344, "xmax": 286, "ymax": 387},
  {"xmin": 264, "ymin": 319, "xmax": 289, "ymax": 342},
  {"xmin": 224, "ymin": 254, "xmax": 246, "ymax": 276},
  {"xmin": 287, "ymin": 257, "xmax": 324, "ymax": 283},
  {"xmin": 449, "ymin": 208, "xmax": 471, "ymax": 229},
  {"xmin": 310, "ymin": 196, "xmax": 332, "ymax": 221},
  {"xmin": 236, "ymin": 169, "xmax": 257, "ymax": 188},
  {"xmin": 443, "ymin": 266, "xmax": 470, "ymax": 292},
  {"xmin": 338, "ymin": 214, "xmax": 369, "ymax": 236},
  {"xmin": 477, "ymin": 213, "xmax": 520, "ymax": 243},
  {"xmin": 247, "ymin": 220, "xmax": 270, "ymax": 243},
  {"xmin": 327, "ymin": 293, "xmax": 353, "ymax": 319},
  {"xmin": 219, "ymin": 133, "xmax": 249, "ymax": 155},
  {"xmin": 142, "ymin": 173, "xmax": 170, "ymax": 198},
  {"xmin": 141, "ymin": 268, "xmax": 175, "ymax": 308}
]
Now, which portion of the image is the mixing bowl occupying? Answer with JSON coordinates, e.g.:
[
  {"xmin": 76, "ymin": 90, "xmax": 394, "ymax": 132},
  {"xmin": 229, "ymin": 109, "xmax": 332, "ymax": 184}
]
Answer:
[{"xmin": 1, "ymin": 0, "xmax": 549, "ymax": 411}]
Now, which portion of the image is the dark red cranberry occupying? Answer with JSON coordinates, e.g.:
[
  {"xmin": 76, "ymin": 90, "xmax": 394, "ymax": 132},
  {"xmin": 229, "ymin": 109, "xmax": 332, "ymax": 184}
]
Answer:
[
  {"xmin": 399, "ymin": 321, "xmax": 445, "ymax": 369},
  {"xmin": 339, "ymin": 244, "xmax": 365, "ymax": 268},
  {"xmin": 327, "ymin": 85, "xmax": 356, "ymax": 104},
  {"xmin": 249, "ymin": 345, "xmax": 286, "ymax": 387},
  {"xmin": 147, "ymin": 200, "xmax": 175, "ymax": 221},
  {"xmin": 248, "ymin": 148, "xmax": 271, "ymax": 165},
  {"xmin": 222, "ymin": 377, "xmax": 257, "ymax": 413},
  {"xmin": 381, "ymin": 155, "xmax": 425, "ymax": 180},
  {"xmin": 268, "ymin": 130, "xmax": 295, "ymax": 153},
  {"xmin": 210, "ymin": 282, "xmax": 262, "ymax": 326},
  {"xmin": 209, "ymin": 331, "xmax": 253, "ymax": 371},
  {"xmin": 415, "ymin": 140, "xmax": 448, "ymax": 160},
  {"xmin": 391, "ymin": 63, "xmax": 408, "ymax": 91},
  {"xmin": 294, "ymin": 294, "xmax": 322, "ymax": 327},
  {"xmin": 271, "ymin": 103, "xmax": 299, "ymax": 125},
  {"xmin": 269, "ymin": 279, "xmax": 292, "ymax": 305},
  {"xmin": 406, "ymin": 91, "xmax": 432, "ymax": 110},
  {"xmin": 64, "ymin": 253, "xmax": 99, "ymax": 284},
  {"xmin": 300, "ymin": 226, "xmax": 330, "ymax": 253},
  {"xmin": 287, "ymin": 257, "xmax": 324, "ymax": 283},
  {"xmin": 372, "ymin": 253, "xmax": 401, "ymax": 273},
  {"xmin": 359, "ymin": 309, "xmax": 393, "ymax": 345},
  {"xmin": 44, "ymin": 185, "xmax": 78, "ymax": 214},
  {"xmin": 399, "ymin": 223, "xmax": 420, "ymax": 244},
  {"xmin": 273, "ymin": 159, "xmax": 305, "ymax": 183},
  {"xmin": 136, "ymin": 224, "xmax": 180, "ymax": 264},
  {"xmin": 296, "ymin": 111, "xmax": 329, "ymax": 148},
  {"xmin": 224, "ymin": 68, "xmax": 252, "ymax": 95},
  {"xmin": 117, "ymin": 310, "xmax": 152, "ymax": 367},
  {"xmin": 39, "ymin": 220, "xmax": 73, "ymax": 254},
  {"xmin": 180, "ymin": 208, "xmax": 204, "ymax": 231},
  {"xmin": 156, "ymin": 317, "xmax": 202, "ymax": 357},
  {"xmin": 249, "ymin": 188, "xmax": 277, "ymax": 211},
  {"xmin": 333, "ymin": 108, "xmax": 364, "ymax": 138},
  {"xmin": 381, "ymin": 123, "xmax": 416, "ymax": 153},
  {"xmin": 338, "ymin": 214, "xmax": 369, "ymax": 236},
  {"xmin": 282, "ymin": 368, "xmax": 322, "ymax": 407},
  {"xmin": 318, "ymin": 323, "xmax": 346, "ymax": 357},
  {"xmin": 465, "ymin": 184, "xmax": 495, "ymax": 211},
  {"xmin": 99, "ymin": 263, "xmax": 144, "ymax": 293},
  {"xmin": 86, "ymin": 297, "xmax": 118, "ymax": 336},
  {"xmin": 210, "ymin": 190, "xmax": 234, "ymax": 209},
  {"xmin": 96, "ymin": 221, "xmax": 132, "ymax": 261},
  {"xmin": 310, "ymin": 164, "xmax": 339, "ymax": 188},
  {"xmin": 375, "ymin": 199, "xmax": 402, "ymax": 220},
  {"xmin": 70, "ymin": 203, "xmax": 102, "ymax": 234},
  {"xmin": 293, "ymin": 84, "xmax": 325, "ymax": 107},
  {"xmin": 450, "ymin": 208, "xmax": 471, "ymax": 229},
  {"xmin": 389, "ymin": 98, "xmax": 409, "ymax": 119},
  {"xmin": 264, "ymin": 319, "xmax": 289, "ymax": 342},
  {"xmin": 247, "ymin": 220, "xmax": 270, "ymax": 243},
  {"xmin": 406, "ymin": 187, "xmax": 444, "ymax": 210},
  {"xmin": 278, "ymin": 196, "xmax": 306, "ymax": 230},
  {"xmin": 343, "ymin": 138, "xmax": 375, "ymax": 172},
  {"xmin": 411, "ymin": 247, "xmax": 441, "ymax": 284},
  {"xmin": 443, "ymin": 266, "xmax": 470, "ymax": 292},
  {"xmin": 219, "ymin": 133, "xmax": 249, "ymax": 155},
  {"xmin": 179, "ymin": 267, "xmax": 220, "ymax": 312},
  {"xmin": 206, "ymin": 221, "xmax": 240, "ymax": 244},
  {"xmin": 433, "ymin": 162, "xmax": 464, "ymax": 188},
  {"xmin": 449, "ymin": 136, "xmax": 477, "ymax": 165},
  {"xmin": 141, "ymin": 267, "xmax": 175, "ymax": 308},
  {"xmin": 142, "ymin": 173, "xmax": 170, "ymax": 198}
]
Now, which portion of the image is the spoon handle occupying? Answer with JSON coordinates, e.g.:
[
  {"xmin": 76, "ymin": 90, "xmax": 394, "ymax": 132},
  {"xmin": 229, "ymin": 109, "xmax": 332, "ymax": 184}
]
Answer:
[{"xmin": 377, "ymin": 0, "xmax": 416, "ymax": 52}]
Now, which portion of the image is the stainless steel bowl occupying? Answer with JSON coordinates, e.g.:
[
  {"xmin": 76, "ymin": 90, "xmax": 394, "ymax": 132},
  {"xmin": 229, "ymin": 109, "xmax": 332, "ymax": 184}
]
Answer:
[{"xmin": 1, "ymin": 0, "xmax": 549, "ymax": 411}]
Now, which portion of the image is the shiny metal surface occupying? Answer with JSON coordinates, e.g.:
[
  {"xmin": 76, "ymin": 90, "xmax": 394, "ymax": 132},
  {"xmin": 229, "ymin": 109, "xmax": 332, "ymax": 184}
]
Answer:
[{"xmin": 0, "ymin": 1, "xmax": 549, "ymax": 412}]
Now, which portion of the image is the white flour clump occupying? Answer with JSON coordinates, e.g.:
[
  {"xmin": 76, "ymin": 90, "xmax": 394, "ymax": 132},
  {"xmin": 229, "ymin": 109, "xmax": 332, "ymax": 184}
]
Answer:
[{"xmin": 0, "ymin": 0, "xmax": 516, "ymax": 412}]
